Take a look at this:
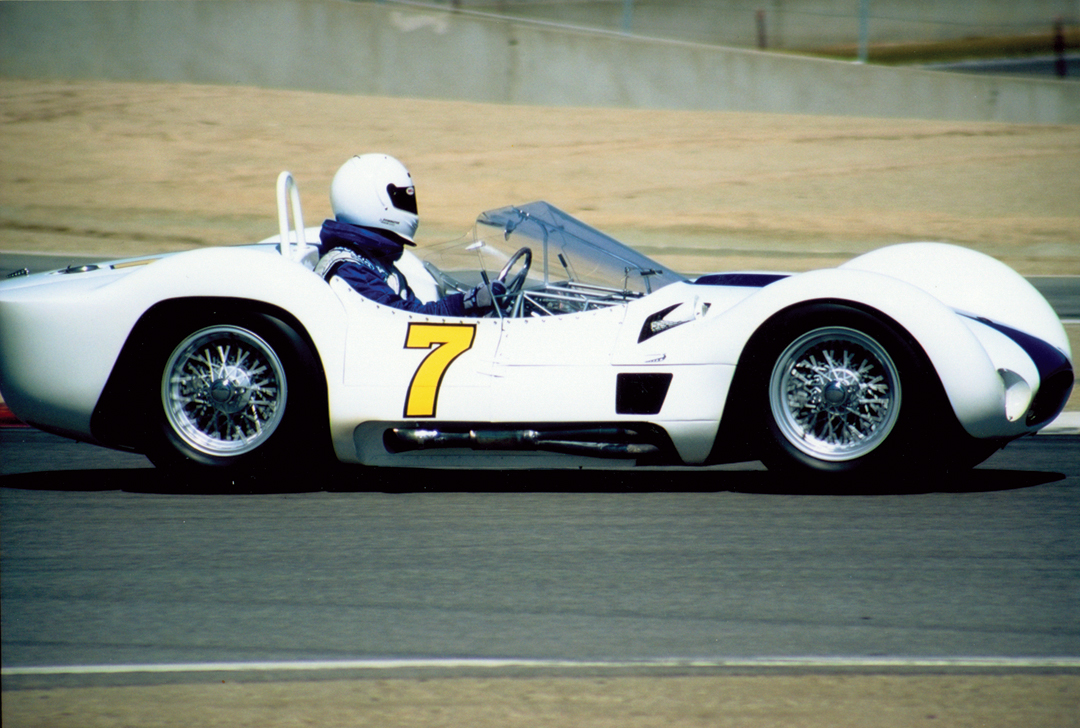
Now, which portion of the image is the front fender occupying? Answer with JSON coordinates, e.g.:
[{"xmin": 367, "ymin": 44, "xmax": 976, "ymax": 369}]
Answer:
[
  {"xmin": 842, "ymin": 242, "xmax": 1070, "ymax": 359},
  {"xmin": 687, "ymin": 268, "xmax": 1017, "ymax": 439}
]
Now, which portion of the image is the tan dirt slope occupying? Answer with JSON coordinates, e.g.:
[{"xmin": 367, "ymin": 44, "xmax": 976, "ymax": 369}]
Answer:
[
  {"xmin": 2, "ymin": 79, "xmax": 1079, "ymax": 275},
  {"xmin": 3, "ymin": 673, "xmax": 1078, "ymax": 728}
]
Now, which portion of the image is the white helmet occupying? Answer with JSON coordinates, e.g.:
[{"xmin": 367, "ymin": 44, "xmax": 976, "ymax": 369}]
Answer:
[{"xmin": 330, "ymin": 154, "xmax": 419, "ymax": 243}]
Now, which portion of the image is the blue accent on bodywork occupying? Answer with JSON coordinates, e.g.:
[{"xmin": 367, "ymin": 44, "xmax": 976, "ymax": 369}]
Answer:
[
  {"xmin": 693, "ymin": 273, "xmax": 789, "ymax": 287},
  {"xmin": 967, "ymin": 315, "xmax": 1074, "ymax": 426}
]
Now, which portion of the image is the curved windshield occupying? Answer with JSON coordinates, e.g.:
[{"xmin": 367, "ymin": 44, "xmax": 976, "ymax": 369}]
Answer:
[{"xmin": 422, "ymin": 202, "xmax": 685, "ymax": 316}]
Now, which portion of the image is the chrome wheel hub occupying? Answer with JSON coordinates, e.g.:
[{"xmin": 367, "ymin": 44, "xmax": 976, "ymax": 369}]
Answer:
[
  {"xmin": 769, "ymin": 326, "xmax": 901, "ymax": 462},
  {"xmin": 205, "ymin": 366, "xmax": 253, "ymax": 414}
]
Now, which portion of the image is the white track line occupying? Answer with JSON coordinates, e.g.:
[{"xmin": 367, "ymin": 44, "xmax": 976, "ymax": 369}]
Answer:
[{"xmin": 4, "ymin": 657, "xmax": 1080, "ymax": 676}]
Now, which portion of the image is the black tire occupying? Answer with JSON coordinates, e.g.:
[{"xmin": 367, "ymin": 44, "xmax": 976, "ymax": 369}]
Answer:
[
  {"xmin": 748, "ymin": 303, "xmax": 949, "ymax": 478},
  {"xmin": 145, "ymin": 311, "xmax": 326, "ymax": 480}
]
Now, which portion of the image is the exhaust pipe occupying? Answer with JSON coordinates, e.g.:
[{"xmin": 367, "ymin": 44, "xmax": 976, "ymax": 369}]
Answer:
[{"xmin": 387, "ymin": 427, "xmax": 659, "ymax": 458}]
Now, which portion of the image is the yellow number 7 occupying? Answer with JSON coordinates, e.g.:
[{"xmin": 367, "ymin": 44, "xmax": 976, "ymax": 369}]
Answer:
[{"xmin": 403, "ymin": 323, "xmax": 477, "ymax": 417}]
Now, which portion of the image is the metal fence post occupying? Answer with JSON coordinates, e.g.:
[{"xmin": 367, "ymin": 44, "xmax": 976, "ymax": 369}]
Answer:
[{"xmin": 857, "ymin": 0, "xmax": 869, "ymax": 62}]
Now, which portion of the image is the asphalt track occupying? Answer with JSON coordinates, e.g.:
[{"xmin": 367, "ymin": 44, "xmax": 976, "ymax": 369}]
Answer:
[{"xmin": 2, "ymin": 429, "xmax": 1079, "ymax": 690}]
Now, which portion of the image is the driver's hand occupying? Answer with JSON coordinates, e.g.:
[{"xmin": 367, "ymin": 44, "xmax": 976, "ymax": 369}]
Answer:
[{"xmin": 463, "ymin": 281, "xmax": 507, "ymax": 312}]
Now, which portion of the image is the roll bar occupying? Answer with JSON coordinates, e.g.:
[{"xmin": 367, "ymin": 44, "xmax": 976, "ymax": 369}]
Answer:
[{"xmin": 276, "ymin": 171, "xmax": 306, "ymax": 262}]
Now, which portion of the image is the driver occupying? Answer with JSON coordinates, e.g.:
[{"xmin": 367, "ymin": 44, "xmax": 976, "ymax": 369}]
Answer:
[{"xmin": 314, "ymin": 154, "xmax": 502, "ymax": 315}]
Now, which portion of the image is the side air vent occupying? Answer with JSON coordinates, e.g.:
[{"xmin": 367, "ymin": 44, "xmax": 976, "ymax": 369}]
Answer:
[{"xmin": 616, "ymin": 372, "xmax": 673, "ymax": 415}]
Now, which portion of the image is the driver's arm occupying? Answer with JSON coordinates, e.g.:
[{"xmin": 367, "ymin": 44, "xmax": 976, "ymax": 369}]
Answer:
[{"xmin": 335, "ymin": 262, "xmax": 467, "ymax": 316}]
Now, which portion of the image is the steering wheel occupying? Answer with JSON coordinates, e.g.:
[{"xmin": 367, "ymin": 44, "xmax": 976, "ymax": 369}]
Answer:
[
  {"xmin": 498, "ymin": 247, "xmax": 532, "ymax": 294},
  {"xmin": 494, "ymin": 246, "xmax": 532, "ymax": 315}
]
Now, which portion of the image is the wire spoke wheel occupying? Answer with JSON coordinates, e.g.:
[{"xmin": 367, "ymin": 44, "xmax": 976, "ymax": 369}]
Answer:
[
  {"xmin": 162, "ymin": 325, "xmax": 288, "ymax": 458},
  {"xmin": 769, "ymin": 326, "xmax": 901, "ymax": 463}
]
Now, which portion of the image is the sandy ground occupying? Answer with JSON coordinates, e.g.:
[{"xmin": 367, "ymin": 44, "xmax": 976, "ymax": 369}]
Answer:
[
  {"xmin": 3, "ymin": 674, "xmax": 1079, "ymax": 728},
  {"xmin": 2, "ymin": 79, "xmax": 1079, "ymax": 724},
  {"xmin": 2, "ymin": 79, "xmax": 1079, "ymax": 275}
]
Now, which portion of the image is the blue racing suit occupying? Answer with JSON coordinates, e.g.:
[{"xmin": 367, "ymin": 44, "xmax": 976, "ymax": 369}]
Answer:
[{"xmin": 316, "ymin": 219, "xmax": 467, "ymax": 316}]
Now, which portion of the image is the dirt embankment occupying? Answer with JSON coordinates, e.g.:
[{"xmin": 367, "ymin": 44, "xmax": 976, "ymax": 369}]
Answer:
[
  {"xmin": 3, "ymin": 673, "xmax": 1079, "ymax": 728},
  {"xmin": 2, "ymin": 79, "xmax": 1078, "ymax": 275}
]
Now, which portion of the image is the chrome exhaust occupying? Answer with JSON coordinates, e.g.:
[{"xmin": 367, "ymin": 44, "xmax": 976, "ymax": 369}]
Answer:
[{"xmin": 387, "ymin": 427, "xmax": 659, "ymax": 458}]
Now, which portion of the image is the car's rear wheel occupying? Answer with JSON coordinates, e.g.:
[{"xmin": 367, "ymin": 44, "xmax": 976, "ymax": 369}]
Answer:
[
  {"xmin": 162, "ymin": 325, "xmax": 287, "ymax": 459},
  {"xmin": 146, "ymin": 312, "xmax": 324, "ymax": 480},
  {"xmin": 751, "ymin": 304, "xmax": 941, "ymax": 478}
]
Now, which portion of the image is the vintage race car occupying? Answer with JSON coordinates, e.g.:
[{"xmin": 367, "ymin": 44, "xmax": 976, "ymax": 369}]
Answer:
[{"xmin": 0, "ymin": 173, "xmax": 1073, "ymax": 480}]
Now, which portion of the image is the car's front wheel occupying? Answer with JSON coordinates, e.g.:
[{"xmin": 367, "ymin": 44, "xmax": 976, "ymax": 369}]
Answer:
[
  {"xmin": 768, "ymin": 325, "xmax": 902, "ymax": 465},
  {"xmin": 751, "ymin": 304, "xmax": 941, "ymax": 478}
]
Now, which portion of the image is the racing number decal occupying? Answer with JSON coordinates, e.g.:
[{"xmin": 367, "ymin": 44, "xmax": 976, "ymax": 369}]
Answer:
[{"xmin": 403, "ymin": 323, "xmax": 477, "ymax": 417}]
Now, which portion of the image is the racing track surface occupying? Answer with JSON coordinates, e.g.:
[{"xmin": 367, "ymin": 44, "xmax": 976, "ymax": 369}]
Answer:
[{"xmin": 2, "ymin": 430, "xmax": 1079, "ymax": 683}]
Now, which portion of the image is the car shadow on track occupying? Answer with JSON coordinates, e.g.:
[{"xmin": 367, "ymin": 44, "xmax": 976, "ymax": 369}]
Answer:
[{"xmin": 0, "ymin": 464, "xmax": 1066, "ymax": 496}]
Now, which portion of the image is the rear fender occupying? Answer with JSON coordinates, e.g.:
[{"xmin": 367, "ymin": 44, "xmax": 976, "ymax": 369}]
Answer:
[
  {"xmin": 106, "ymin": 247, "xmax": 351, "ymax": 386},
  {"xmin": 87, "ymin": 248, "xmax": 350, "ymax": 450}
]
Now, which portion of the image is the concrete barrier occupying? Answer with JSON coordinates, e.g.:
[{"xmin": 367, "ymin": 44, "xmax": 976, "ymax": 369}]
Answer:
[{"xmin": 1, "ymin": 0, "xmax": 1077, "ymax": 123}]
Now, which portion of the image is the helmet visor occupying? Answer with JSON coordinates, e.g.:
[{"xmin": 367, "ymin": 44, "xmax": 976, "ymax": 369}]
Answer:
[{"xmin": 387, "ymin": 183, "xmax": 418, "ymax": 214}]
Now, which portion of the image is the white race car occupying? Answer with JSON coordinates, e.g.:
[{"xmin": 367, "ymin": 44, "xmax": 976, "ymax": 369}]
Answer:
[{"xmin": 0, "ymin": 173, "xmax": 1073, "ymax": 480}]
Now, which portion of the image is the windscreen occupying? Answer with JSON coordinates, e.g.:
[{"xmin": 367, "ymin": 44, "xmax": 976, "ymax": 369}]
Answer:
[{"xmin": 474, "ymin": 202, "xmax": 685, "ymax": 295}]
